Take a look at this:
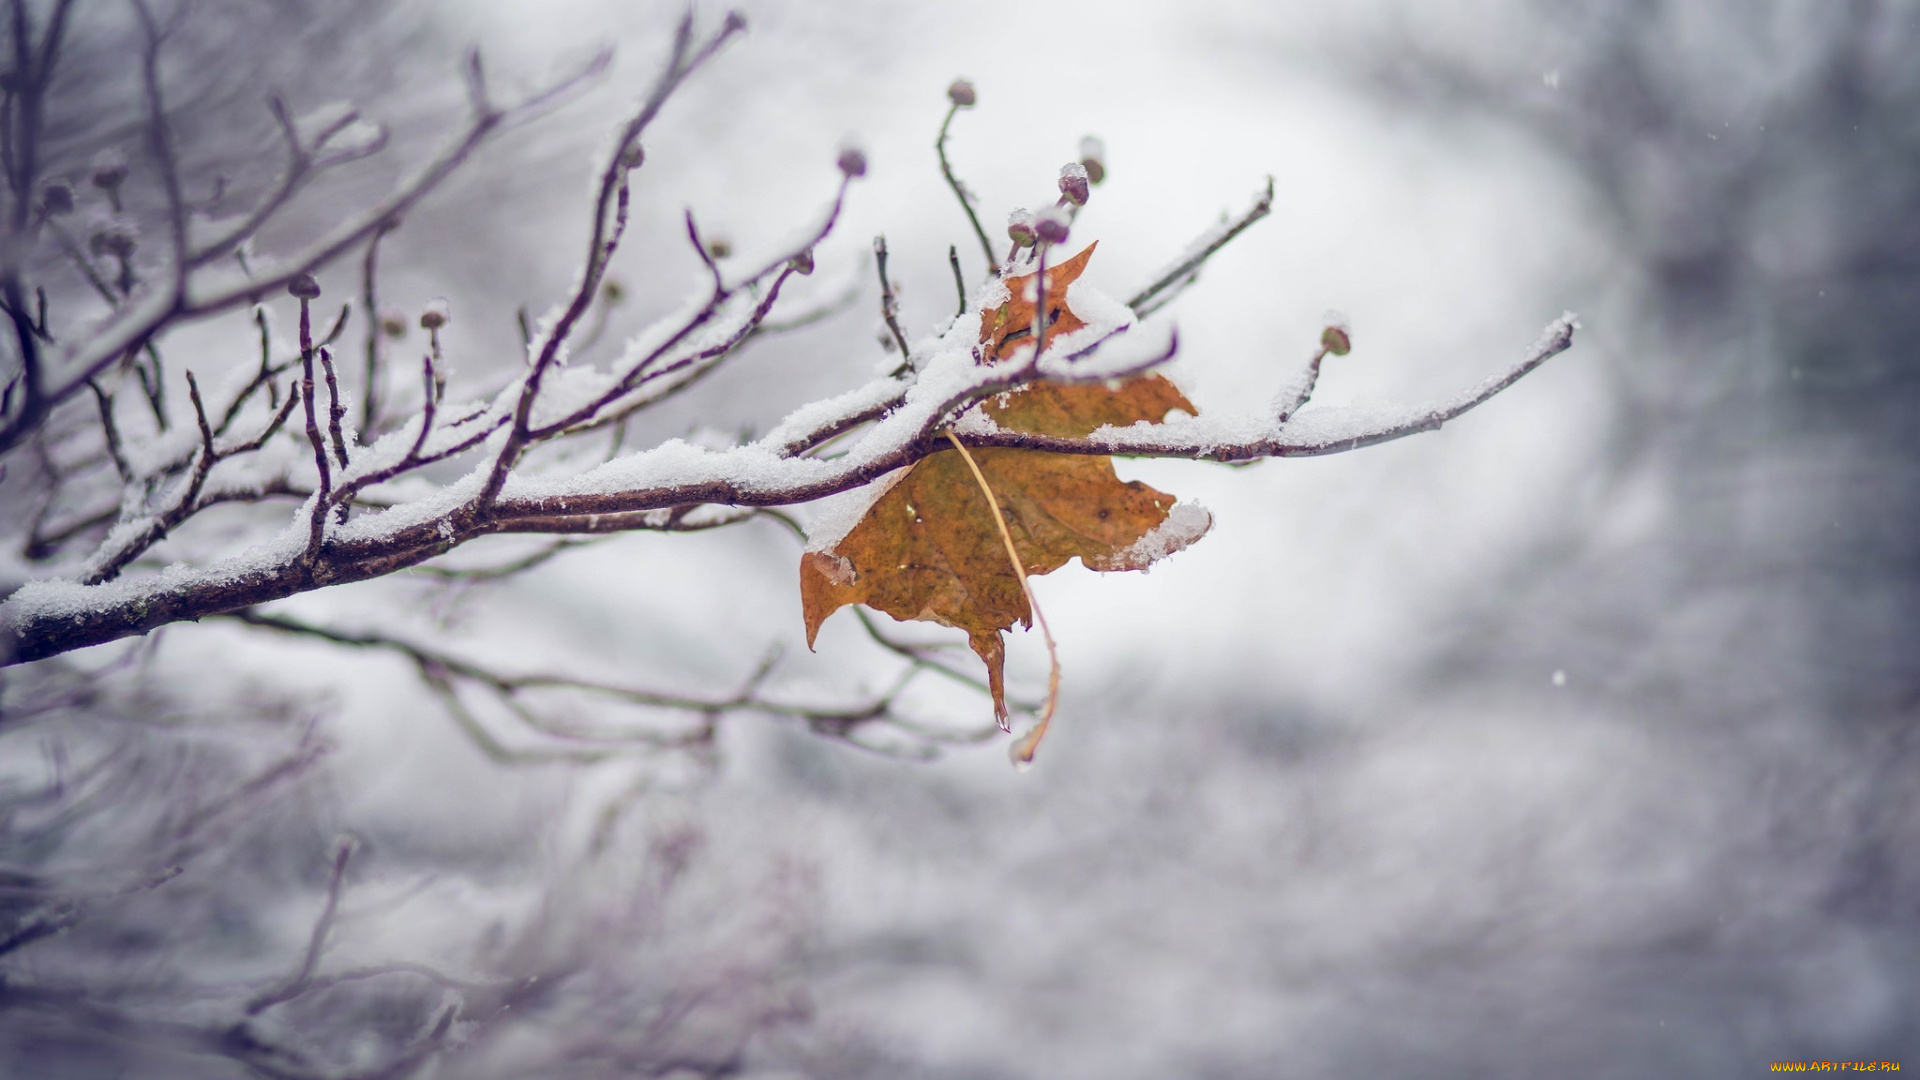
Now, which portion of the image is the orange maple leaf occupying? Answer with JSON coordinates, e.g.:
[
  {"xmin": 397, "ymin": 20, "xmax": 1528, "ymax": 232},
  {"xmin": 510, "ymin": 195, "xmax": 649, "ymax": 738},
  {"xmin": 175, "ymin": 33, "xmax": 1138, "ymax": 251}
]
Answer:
[
  {"xmin": 800, "ymin": 245, "xmax": 1209, "ymax": 746},
  {"xmin": 978, "ymin": 242, "xmax": 1097, "ymax": 360}
]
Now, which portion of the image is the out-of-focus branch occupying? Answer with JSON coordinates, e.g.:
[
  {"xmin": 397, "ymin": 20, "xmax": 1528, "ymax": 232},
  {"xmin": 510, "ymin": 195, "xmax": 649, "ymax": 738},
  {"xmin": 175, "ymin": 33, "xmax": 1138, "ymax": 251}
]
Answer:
[
  {"xmin": 246, "ymin": 837, "xmax": 356, "ymax": 1015},
  {"xmin": 0, "ymin": 865, "xmax": 182, "ymax": 959},
  {"xmin": 227, "ymin": 608, "xmax": 986, "ymax": 761},
  {"xmin": 359, "ymin": 220, "xmax": 396, "ymax": 435},
  {"xmin": 1126, "ymin": 178, "xmax": 1274, "ymax": 316},
  {"xmin": 0, "ymin": 42, "xmax": 610, "ymax": 458}
]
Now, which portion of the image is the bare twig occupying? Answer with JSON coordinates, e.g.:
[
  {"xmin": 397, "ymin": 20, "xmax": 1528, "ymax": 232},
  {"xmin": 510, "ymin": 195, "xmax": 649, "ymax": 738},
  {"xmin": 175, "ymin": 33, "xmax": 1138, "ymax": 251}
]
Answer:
[
  {"xmin": 216, "ymin": 310, "xmax": 295, "ymax": 435},
  {"xmin": 874, "ymin": 235, "xmax": 913, "ymax": 369},
  {"xmin": 226, "ymin": 608, "xmax": 976, "ymax": 761},
  {"xmin": 187, "ymin": 95, "xmax": 387, "ymax": 270},
  {"xmin": 686, "ymin": 208, "xmax": 723, "ymax": 296},
  {"xmin": 75, "ymin": 369, "xmax": 223, "ymax": 584},
  {"xmin": 0, "ymin": 865, "xmax": 182, "ymax": 959},
  {"xmin": 360, "ymin": 220, "xmax": 396, "ymax": 435},
  {"xmin": 134, "ymin": 342, "xmax": 168, "ymax": 430},
  {"xmin": 949, "ymin": 243, "xmax": 967, "ymax": 317},
  {"xmin": 318, "ymin": 346, "xmax": 350, "ymax": 470},
  {"xmin": 133, "ymin": 0, "xmax": 189, "ymax": 277},
  {"xmin": 935, "ymin": 101, "xmax": 997, "ymax": 276},
  {"xmin": 296, "ymin": 298, "xmax": 332, "ymax": 563},
  {"xmin": 246, "ymin": 838, "xmax": 357, "ymax": 1014},
  {"xmin": 545, "ymin": 213, "xmax": 832, "ymax": 439},
  {"xmin": 86, "ymin": 379, "xmax": 132, "ymax": 484},
  {"xmin": 1275, "ymin": 339, "xmax": 1332, "ymax": 423},
  {"xmin": 410, "ymin": 537, "xmax": 595, "ymax": 580},
  {"xmin": 1126, "ymin": 177, "xmax": 1275, "ymax": 315}
]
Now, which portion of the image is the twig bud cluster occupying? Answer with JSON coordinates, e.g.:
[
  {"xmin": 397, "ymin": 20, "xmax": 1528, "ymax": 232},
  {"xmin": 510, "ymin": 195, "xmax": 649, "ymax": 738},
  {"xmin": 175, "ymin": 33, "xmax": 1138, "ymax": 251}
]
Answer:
[
  {"xmin": 947, "ymin": 78, "xmax": 976, "ymax": 108},
  {"xmin": 837, "ymin": 146, "xmax": 868, "ymax": 179}
]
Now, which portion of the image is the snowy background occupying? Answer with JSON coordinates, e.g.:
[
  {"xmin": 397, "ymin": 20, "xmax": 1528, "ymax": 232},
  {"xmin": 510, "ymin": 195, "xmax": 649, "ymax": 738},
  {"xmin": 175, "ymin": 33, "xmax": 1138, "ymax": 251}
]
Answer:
[{"xmin": 5, "ymin": 0, "xmax": 1918, "ymax": 1075}]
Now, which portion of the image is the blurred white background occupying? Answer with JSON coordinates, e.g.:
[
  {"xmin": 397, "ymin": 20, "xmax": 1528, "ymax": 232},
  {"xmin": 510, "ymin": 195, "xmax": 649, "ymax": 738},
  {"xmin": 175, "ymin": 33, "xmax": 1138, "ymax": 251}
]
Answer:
[{"xmin": 6, "ymin": 0, "xmax": 1917, "ymax": 1075}]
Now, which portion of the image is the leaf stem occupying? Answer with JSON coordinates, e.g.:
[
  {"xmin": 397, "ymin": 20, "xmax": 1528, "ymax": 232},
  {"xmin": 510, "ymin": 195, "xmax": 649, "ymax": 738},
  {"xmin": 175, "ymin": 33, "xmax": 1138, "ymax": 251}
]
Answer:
[{"xmin": 942, "ymin": 429, "xmax": 1059, "ymax": 764}]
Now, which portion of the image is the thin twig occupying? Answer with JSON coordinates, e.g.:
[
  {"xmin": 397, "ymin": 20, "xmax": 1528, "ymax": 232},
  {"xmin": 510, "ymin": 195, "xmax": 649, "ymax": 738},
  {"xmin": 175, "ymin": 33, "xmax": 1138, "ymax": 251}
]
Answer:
[
  {"xmin": 318, "ymin": 346, "xmax": 349, "ymax": 470},
  {"xmin": 226, "ymin": 608, "xmax": 966, "ymax": 761},
  {"xmin": 685, "ymin": 208, "xmax": 723, "ymax": 296},
  {"xmin": 74, "ymin": 369, "xmax": 223, "ymax": 584},
  {"xmin": 874, "ymin": 235, "xmax": 913, "ymax": 369},
  {"xmin": 359, "ymin": 221, "xmax": 394, "ymax": 435},
  {"xmin": 935, "ymin": 102, "xmax": 997, "ymax": 276},
  {"xmin": 297, "ymin": 299, "xmax": 331, "ymax": 563},
  {"xmin": 949, "ymin": 243, "xmax": 967, "ymax": 317},
  {"xmin": 246, "ymin": 838, "xmax": 356, "ymax": 1014},
  {"xmin": 1125, "ymin": 177, "xmax": 1274, "ymax": 314},
  {"xmin": 87, "ymin": 379, "xmax": 132, "ymax": 484},
  {"xmin": 1031, "ymin": 242, "xmax": 1051, "ymax": 359},
  {"xmin": 1275, "ymin": 341, "xmax": 1330, "ymax": 423},
  {"xmin": 132, "ymin": 0, "xmax": 188, "ymax": 278}
]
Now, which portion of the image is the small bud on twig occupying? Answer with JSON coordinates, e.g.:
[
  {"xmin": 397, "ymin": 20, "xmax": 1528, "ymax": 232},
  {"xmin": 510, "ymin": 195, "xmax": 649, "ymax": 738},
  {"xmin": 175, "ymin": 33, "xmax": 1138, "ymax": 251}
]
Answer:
[
  {"xmin": 788, "ymin": 248, "xmax": 816, "ymax": 275},
  {"xmin": 1079, "ymin": 136, "xmax": 1106, "ymax": 186},
  {"xmin": 837, "ymin": 146, "xmax": 868, "ymax": 179},
  {"xmin": 379, "ymin": 310, "xmax": 408, "ymax": 339},
  {"xmin": 1035, "ymin": 205, "xmax": 1070, "ymax": 245},
  {"xmin": 1321, "ymin": 324, "xmax": 1351, "ymax": 356},
  {"xmin": 39, "ymin": 181, "xmax": 74, "ymax": 217},
  {"xmin": 947, "ymin": 78, "xmax": 976, "ymax": 108},
  {"xmin": 88, "ymin": 224, "xmax": 137, "ymax": 259},
  {"xmin": 420, "ymin": 298, "xmax": 450, "ymax": 331},
  {"xmin": 91, "ymin": 150, "xmax": 128, "ymax": 213},
  {"xmin": 1058, "ymin": 162, "xmax": 1090, "ymax": 207},
  {"xmin": 1006, "ymin": 209, "xmax": 1036, "ymax": 249},
  {"xmin": 287, "ymin": 273, "xmax": 321, "ymax": 301}
]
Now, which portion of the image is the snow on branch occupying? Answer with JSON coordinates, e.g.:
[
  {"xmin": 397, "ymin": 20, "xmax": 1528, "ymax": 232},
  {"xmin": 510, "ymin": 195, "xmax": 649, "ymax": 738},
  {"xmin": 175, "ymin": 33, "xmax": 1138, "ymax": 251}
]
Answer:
[{"xmin": 0, "ymin": 12, "xmax": 1576, "ymax": 670}]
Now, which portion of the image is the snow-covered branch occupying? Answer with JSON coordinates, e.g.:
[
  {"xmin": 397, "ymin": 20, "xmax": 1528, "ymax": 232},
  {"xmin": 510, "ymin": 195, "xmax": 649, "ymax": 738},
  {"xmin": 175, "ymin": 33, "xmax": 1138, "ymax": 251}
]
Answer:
[{"xmin": 0, "ymin": 7, "xmax": 1575, "ymax": 673}]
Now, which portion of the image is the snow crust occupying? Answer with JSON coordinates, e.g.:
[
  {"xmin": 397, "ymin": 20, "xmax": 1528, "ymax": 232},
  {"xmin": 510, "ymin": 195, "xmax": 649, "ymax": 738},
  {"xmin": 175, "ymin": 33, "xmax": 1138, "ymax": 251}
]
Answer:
[{"xmin": 1117, "ymin": 501, "xmax": 1214, "ymax": 568}]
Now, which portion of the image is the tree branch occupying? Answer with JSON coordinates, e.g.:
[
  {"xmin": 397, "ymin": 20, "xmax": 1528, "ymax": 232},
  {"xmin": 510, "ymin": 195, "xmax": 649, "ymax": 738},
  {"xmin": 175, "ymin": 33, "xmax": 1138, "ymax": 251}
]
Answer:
[
  {"xmin": 1126, "ymin": 177, "xmax": 1274, "ymax": 315},
  {"xmin": 2, "ymin": 313, "xmax": 1574, "ymax": 665},
  {"xmin": 0, "ymin": 45, "xmax": 609, "ymax": 458}
]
